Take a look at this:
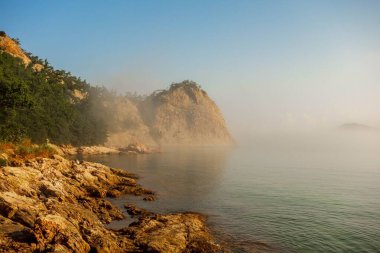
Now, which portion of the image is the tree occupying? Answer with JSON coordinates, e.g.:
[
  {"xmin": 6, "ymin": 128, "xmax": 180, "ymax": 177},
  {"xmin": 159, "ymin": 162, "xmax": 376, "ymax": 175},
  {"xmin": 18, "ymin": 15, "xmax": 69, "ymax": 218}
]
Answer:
[{"xmin": 0, "ymin": 49, "xmax": 109, "ymax": 145}]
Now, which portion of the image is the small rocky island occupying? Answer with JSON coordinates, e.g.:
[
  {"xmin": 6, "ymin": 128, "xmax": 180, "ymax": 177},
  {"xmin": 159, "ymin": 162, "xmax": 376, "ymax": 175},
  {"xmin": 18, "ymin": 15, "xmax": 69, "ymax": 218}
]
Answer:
[{"xmin": 0, "ymin": 146, "xmax": 225, "ymax": 252}]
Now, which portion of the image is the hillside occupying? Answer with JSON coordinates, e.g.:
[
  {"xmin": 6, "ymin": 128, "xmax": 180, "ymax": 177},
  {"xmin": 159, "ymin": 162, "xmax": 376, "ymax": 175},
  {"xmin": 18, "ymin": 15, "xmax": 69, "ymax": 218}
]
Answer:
[
  {"xmin": 0, "ymin": 32, "xmax": 107, "ymax": 145},
  {"xmin": 0, "ymin": 32, "xmax": 233, "ymax": 147}
]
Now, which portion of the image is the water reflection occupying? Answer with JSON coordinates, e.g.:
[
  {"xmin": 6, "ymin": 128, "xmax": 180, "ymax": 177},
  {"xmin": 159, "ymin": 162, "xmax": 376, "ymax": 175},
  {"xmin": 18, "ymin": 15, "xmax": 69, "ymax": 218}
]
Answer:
[
  {"xmin": 82, "ymin": 142, "xmax": 380, "ymax": 253},
  {"xmin": 83, "ymin": 147, "xmax": 231, "ymax": 213}
]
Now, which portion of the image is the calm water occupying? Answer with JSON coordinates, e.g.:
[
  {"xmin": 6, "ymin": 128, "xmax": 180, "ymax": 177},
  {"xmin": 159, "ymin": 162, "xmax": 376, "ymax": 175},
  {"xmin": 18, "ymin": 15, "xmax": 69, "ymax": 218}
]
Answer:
[{"xmin": 85, "ymin": 137, "xmax": 380, "ymax": 252}]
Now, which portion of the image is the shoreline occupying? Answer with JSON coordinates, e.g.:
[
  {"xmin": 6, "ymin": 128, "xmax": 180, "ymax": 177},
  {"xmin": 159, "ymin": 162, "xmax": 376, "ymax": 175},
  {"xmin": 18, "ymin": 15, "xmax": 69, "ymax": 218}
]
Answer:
[
  {"xmin": 54, "ymin": 143, "xmax": 157, "ymax": 156},
  {"xmin": 0, "ymin": 152, "xmax": 226, "ymax": 252},
  {"xmin": 87, "ymin": 150, "xmax": 275, "ymax": 253}
]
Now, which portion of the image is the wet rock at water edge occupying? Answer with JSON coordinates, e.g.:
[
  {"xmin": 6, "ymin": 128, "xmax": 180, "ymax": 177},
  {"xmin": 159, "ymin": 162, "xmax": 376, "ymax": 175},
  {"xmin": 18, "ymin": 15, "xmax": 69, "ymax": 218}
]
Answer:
[
  {"xmin": 143, "ymin": 195, "xmax": 156, "ymax": 201},
  {"xmin": 124, "ymin": 204, "xmax": 152, "ymax": 216}
]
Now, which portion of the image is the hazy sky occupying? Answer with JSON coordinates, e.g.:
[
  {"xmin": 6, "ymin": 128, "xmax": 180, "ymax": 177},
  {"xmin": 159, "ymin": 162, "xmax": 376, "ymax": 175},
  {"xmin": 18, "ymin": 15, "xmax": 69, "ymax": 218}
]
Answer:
[{"xmin": 2, "ymin": 0, "xmax": 380, "ymax": 137}]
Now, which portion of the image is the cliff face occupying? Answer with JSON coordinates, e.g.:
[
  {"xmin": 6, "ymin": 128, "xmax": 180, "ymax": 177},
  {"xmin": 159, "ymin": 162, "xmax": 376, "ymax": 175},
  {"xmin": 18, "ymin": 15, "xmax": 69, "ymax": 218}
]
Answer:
[
  {"xmin": 143, "ymin": 82, "xmax": 233, "ymax": 145},
  {"xmin": 0, "ymin": 34, "xmax": 31, "ymax": 65},
  {"xmin": 106, "ymin": 81, "xmax": 233, "ymax": 147},
  {"xmin": 105, "ymin": 97, "xmax": 157, "ymax": 147}
]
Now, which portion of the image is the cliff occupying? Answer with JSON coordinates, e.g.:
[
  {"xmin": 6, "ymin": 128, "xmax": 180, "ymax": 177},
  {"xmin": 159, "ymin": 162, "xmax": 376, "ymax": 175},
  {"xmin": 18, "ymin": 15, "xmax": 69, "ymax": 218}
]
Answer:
[
  {"xmin": 106, "ymin": 81, "xmax": 233, "ymax": 147},
  {"xmin": 0, "ymin": 33, "xmax": 30, "ymax": 66}
]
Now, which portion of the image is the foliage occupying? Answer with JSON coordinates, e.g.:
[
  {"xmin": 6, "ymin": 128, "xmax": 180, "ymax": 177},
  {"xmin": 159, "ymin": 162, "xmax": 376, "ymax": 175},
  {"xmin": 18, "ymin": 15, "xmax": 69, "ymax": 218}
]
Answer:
[
  {"xmin": 0, "ymin": 158, "xmax": 6, "ymax": 167},
  {"xmin": 70, "ymin": 86, "xmax": 109, "ymax": 145},
  {"xmin": 148, "ymin": 80, "xmax": 205, "ymax": 104},
  {"xmin": 0, "ymin": 49, "xmax": 109, "ymax": 145},
  {"xmin": 0, "ymin": 142, "xmax": 15, "ymax": 152},
  {"xmin": 0, "ymin": 139, "xmax": 56, "ymax": 164},
  {"xmin": 15, "ymin": 139, "xmax": 56, "ymax": 160},
  {"xmin": 169, "ymin": 80, "xmax": 202, "ymax": 91},
  {"xmin": 12, "ymin": 38, "xmax": 20, "ymax": 45}
]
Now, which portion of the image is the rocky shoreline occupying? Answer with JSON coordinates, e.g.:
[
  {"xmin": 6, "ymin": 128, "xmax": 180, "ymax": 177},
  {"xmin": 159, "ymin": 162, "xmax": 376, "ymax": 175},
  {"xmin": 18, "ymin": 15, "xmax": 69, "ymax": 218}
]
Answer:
[
  {"xmin": 0, "ymin": 154, "xmax": 225, "ymax": 252},
  {"xmin": 55, "ymin": 143, "xmax": 157, "ymax": 156}
]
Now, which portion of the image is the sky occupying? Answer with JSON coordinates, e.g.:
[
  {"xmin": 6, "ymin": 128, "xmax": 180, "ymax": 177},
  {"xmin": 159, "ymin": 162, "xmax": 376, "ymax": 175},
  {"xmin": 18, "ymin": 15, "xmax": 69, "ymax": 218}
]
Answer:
[{"xmin": 2, "ymin": 0, "xmax": 380, "ymax": 139}]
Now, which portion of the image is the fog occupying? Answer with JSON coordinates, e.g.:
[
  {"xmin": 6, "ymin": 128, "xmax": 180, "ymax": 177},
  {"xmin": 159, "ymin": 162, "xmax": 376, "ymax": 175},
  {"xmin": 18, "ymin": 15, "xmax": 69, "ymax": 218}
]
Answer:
[
  {"xmin": 4, "ymin": 1, "xmax": 379, "ymax": 148},
  {"xmin": 98, "ymin": 46, "xmax": 380, "ymax": 147},
  {"xmin": 101, "ymin": 54, "xmax": 380, "ymax": 148}
]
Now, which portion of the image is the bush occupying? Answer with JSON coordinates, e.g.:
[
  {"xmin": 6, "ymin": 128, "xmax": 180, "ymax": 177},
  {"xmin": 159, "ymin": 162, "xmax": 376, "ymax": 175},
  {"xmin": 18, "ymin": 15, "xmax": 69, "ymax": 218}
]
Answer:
[
  {"xmin": 0, "ymin": 31, "xmax": 6, "ymax": 37},
  {"xmin": 0, "ymin": 142, "xmax": 15, "ymax": 152},
  {"xmin": 16, "ymin": 141, "xmax": 56, "ymax": 160},
  {"xmin": 0, "ymin": 139, "xmax": 57, "ymax": 165},
  {"xmin": 12, "ymin": 38, "xmax": 20, "ymax": 45},
  {"xmin": 0, "ymin": 158, "xmax": 7, "ymax": 167}
]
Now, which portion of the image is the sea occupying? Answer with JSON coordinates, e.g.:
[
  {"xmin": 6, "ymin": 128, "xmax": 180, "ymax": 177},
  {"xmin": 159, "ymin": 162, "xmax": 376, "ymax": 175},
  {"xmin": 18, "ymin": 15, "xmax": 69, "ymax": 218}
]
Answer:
[{"xmin": 83, "ymin": 132, "xmax": 380, "ymax": 252}]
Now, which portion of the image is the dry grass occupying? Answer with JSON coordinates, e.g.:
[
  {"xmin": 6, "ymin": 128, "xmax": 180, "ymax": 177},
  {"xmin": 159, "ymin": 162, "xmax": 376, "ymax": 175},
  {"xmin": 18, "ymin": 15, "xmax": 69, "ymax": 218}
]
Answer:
[
  {"xmin": 0, "ymin": 142, "xmax": 15, "ymax": 151},
  {"xmin": 0, "ymin": 139, "xmax": 56, "ymax": 166}
]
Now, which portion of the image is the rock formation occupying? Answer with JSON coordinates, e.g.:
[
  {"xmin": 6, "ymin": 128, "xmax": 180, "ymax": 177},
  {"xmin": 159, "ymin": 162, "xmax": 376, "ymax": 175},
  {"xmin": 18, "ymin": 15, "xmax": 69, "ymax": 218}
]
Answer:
[
  {"xmin": 0, "ymin": 32, "xmax": 43, "ymax": 73},
  {"xmin": 106, "ymin": 81, "xmax": 233, "ymax": 147},
  {"xmin": 120, "ymin": 213, "xmax": 222, "ymax": 253},
  {"xmin": 0, "ymin": 33, "xmax": 30, "ymax": 66},
  {"xmin": 0, "ymin": 155, "xmax": 224, "ymax": 252}
]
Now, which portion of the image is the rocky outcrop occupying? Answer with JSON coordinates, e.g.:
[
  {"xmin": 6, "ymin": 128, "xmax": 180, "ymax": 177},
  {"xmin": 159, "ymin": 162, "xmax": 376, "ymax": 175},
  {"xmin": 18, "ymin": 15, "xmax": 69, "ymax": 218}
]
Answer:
[
  {"xmin": 106, "ymin": 81, "xmax": 233, "ymax": 147},
  {"xmin": 0, "ymin": 34, "xmax": 31, "ymax": 66},
  {"xmin": 119, "ymin": 143, "xmax": 155, "ymax": 154},
  {"xmin": 143, "ymin": 81, "xmax": 233, "ymax": 145},
  {"xmin": 53, "ymin": 144, "xmax": 154, "ymax": 156},
  {"xmin": 105, "ymin": 97, "xmax": 158, "ymax": 147},
  {"xmin": 0, "ymin": 32, "xmax": 44, "ymax": 73},
  {"xmin": 55, "ymin": 145, "xmax": 121, "ymax": 156},
  {"xmin": 0, "ymin": 155, "xmax": 224, "ymax": 252},
  {"xmin": 124, "ymin": 204, "xmax": 152, "ymax": 217},
  {"xmin": 76, "ymin": 146, "xmax": 120, "ymax": 155},
  {"xmin": 120, "ymin": 213, "xmax": 222, "ymax": 253}
]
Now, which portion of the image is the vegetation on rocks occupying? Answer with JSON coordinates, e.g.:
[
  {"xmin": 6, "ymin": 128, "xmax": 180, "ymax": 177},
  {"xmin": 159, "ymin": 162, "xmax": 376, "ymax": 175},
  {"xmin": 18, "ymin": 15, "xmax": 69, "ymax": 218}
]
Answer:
[
  {"xmin": 0, "ymin": 139, "xmax": 56, "ymax": 166},
  {"xmin": 0, "ymin": 32, "xmax": 108, "ymax": 146},
  {"xmin": 1, "ymin": 32, "xmax": 232, "ymax": 148}
]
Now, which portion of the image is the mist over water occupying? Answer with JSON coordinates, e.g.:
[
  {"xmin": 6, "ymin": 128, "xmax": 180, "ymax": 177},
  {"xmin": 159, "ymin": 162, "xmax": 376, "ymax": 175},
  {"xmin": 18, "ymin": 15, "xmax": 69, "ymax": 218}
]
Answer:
[
  {"xmin": 240, "ymin": 129, "xmax": 380, "ymax": 153},
  {"xmin": 85, "ymin": 130, "xmax": 380, "ymax": 253},
  {"xmin": 2, "ymin": 1, "xmax": 380, "ymax": 252}
]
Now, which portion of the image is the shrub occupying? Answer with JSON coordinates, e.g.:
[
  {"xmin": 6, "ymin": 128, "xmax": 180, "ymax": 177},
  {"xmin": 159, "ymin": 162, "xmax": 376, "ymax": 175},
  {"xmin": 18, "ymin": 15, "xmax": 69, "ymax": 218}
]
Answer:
[
  {"xmin": 0, "ymin": 142, "xmax": 15, "ymax": 152},
  {"xmin": 0, "ymin": 139, "xmax": 57, "ymax": 166},
  {"xmin": 0, "ymin": 158, "xmax": 7, "ymax": 167},
  {"xmin": 16, "ymin": 142, "xmax": 56, "ymax": 160}
]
